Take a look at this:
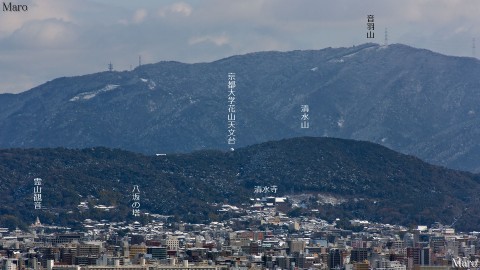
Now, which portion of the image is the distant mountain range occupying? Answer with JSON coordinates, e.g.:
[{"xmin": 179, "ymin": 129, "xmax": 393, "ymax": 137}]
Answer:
[
  {"xmin": 1, "ymin": 137, "xmax": 480, "ymax": 231},
  {"xmin": 1, "ymin": 43, "xmax": 480, "ymax": 172}
]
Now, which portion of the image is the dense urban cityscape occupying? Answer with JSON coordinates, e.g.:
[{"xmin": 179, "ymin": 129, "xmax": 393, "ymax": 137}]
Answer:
[{"xmin": 0, "ymin": 196, "xmax": 474, "ymax": 270}]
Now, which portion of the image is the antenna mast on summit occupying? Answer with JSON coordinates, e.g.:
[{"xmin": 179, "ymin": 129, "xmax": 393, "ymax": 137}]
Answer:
[
  {"xmin": 108, "ymin": 62, "xmax": 113, "ymax": 72},
  {"xmin": 139, "ymin": 55, "xmax": 142, "ymax": 67},
  {"xmin": 384, "ymin": 28, "xmax": 388, "ymax": 46},
  {"xmin": 473, "ymin": 38, "xmax": 476, "ymax": 58}
]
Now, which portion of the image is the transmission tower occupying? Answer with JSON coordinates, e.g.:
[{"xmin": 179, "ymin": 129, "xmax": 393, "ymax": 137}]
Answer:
[
  {"xmin": 384, "ymin": 28, "xmax": 388, "ymax": 46},
  {"xmin": 473, "ymin": 38, "xmax": 476, "ymax": 58}
]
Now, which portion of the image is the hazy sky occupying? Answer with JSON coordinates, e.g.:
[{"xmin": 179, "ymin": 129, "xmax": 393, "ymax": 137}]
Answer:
[{"xmin": 1, "ymin": 0, "xmax": 479, "ymax": 93}]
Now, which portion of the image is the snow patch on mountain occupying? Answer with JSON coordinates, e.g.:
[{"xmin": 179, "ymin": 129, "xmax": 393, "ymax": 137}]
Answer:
[
  {"xmin": 70, "ymin": 84, "xmax": 120, "ymax": 101},
  {"xmin": 328, "ymin": 59, "xmax": 344, "ymax": 63},
  {"xmin": 317, "ymin": 194, "xmax": 347, "ymax": 206},
  {"xmin": 139, "ymin": 78, "xmax": 156, "ymax": 90},
  {"xmin": 148, "ymin": 80, "xmax": 156, "ymax": 90},
  {"xmin": 343, "ymin": 52, "xmax": 359, "ymax": 58}
]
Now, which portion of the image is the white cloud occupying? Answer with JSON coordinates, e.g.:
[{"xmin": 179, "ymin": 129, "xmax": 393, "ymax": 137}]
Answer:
[
  {"xmin": 132, "ymin": 9, "xmax": 147, "ymax": 24},
  {"xmin": 189, "ymin": 33, "xmax": 229, "ymax": 46},
  {"xmin": 0, "ymin": 0, "xmax": 74, "ymax": 38},
  {"xmin": 158, "ymin": 2, "xmax": 192, "ymax": 17},
  {"xmin": 7, "ymin": 19, "xmax": 78, "ymax": 49},
  {"xmin": 118, "ymin": 8, "xmax": 148, "ymax": 25},
  {"xmin": 170, "ymin": 2, "xmax": 192, "ymax": 16}
]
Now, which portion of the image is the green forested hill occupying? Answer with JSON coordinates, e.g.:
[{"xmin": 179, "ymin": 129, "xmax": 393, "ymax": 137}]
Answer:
[{"xmin": 1, "ymin": 137, "xmax": 479, "ymax": 231}]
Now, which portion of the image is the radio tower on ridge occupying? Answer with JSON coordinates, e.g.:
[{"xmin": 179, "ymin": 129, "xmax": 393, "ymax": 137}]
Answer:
[
  {"xmin": 384, "ymin": 28, "xmax": 388, "ymax": 46},
  {"xmin": 473, "ymin": 38, "xmax": 476, "ymax": 58}
]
